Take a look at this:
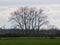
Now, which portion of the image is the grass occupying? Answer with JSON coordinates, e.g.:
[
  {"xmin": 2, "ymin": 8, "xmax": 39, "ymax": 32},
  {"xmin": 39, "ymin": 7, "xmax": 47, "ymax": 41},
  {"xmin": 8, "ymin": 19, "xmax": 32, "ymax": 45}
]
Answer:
[{"xmin": 0, "ymin": 37, "xmax": 60, "ymax": 45}]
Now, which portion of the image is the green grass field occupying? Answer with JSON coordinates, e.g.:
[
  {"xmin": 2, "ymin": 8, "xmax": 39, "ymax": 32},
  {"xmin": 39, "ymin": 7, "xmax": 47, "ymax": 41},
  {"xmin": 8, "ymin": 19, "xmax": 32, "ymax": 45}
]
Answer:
[{"xmin": 0, "ymin": 37, "xmax": 60, "ymax": 45}]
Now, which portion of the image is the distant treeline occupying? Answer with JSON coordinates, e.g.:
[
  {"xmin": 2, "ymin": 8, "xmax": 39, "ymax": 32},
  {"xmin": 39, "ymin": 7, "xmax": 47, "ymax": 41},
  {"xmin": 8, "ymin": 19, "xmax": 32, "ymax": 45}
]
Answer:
[{"xmin": 0, "ymin": 29, "xmax": 60, "ymax": 37}]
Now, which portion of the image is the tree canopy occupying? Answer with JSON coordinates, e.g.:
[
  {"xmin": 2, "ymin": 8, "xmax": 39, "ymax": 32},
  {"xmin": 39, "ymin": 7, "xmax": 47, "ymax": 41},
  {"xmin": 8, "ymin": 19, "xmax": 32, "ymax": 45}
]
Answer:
[{"xmin": 9, "ymin": 7, "xmax": 48, "ymax": 30}]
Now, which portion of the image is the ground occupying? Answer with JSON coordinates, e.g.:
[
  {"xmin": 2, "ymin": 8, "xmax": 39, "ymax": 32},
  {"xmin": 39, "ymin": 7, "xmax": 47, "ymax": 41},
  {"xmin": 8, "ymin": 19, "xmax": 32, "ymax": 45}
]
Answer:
[{"xmin": 0, "ymin": 37, "xmax": 60, "ymax": 45}]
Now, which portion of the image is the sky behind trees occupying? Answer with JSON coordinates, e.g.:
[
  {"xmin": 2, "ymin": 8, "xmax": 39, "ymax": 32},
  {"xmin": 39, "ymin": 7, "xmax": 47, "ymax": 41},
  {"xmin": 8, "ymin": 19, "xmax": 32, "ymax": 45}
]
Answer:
[{"xmin": 0, "ymin": 0, "xmax": 60, "ymax": 29}]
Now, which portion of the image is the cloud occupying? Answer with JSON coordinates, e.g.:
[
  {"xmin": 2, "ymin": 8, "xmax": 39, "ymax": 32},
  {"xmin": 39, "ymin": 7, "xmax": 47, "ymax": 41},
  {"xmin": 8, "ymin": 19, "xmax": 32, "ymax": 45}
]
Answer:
[
  {"xmin": 0, "ymin": 6, "xmax": 17, "ymax": 28},
  {"xmin": 0, "ymin": 0, "xmax": 60, "ymax": 6},
  {"xmin": 0, "ymin": 0, "xmax": 60, "ymax": 28},
  {"xmin": 0, "ymin": 6, "xmax": 17, "ymax": 19},
  {"xmin": 1, "ymin": 0, "xmax": 9, "ymax": 1},
  {"xmin": 1, "ymin": 4, "xmax": 60, "ymax": 19},
  {"xmin": 0, "ymin": 4, "xmax": 60, "ymax": 28}
]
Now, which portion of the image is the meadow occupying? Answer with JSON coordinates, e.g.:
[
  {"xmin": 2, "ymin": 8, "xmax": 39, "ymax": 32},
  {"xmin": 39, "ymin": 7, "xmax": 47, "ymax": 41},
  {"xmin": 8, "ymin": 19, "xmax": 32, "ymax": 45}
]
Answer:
[{"xmin": 0, "ymin": 37, "xmax": 60, "ymax": 45}]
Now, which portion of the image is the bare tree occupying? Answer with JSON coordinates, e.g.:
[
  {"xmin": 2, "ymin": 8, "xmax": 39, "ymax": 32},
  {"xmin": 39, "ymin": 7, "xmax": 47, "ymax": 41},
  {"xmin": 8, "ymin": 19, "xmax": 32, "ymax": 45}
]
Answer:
[{"xmin": 9, "ymin": 7, "xmax": 48, "ymax": 30}]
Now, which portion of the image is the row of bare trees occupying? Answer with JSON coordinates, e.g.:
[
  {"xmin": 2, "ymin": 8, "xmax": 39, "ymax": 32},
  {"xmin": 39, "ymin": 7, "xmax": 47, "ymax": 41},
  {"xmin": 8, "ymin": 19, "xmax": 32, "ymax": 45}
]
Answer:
[{"xmin": 9, "ymin": 7, "xmax": 48, "ymax": 30}]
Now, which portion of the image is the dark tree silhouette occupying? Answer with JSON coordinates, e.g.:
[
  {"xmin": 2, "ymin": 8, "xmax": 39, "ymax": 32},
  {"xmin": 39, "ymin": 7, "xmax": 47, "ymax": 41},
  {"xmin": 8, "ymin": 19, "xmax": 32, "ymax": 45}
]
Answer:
[{"xmin": 9, "ymin": 7, "xmax": 48, "ymax": 30}]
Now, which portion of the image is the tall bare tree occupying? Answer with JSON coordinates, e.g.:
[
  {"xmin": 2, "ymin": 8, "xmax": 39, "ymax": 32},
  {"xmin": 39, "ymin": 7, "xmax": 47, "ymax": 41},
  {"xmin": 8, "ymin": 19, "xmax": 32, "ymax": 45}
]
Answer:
[{"xmin": 9, "ymin": 7, "xmax": 48, "ymax": 30}]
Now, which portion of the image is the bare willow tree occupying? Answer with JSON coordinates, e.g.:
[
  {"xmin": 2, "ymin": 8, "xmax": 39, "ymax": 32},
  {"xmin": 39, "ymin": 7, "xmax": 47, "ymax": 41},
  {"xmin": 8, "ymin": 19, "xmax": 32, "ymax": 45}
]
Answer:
[{"xmin": 9, "ymin": 7, "xmax": 48, "ymax": 30}]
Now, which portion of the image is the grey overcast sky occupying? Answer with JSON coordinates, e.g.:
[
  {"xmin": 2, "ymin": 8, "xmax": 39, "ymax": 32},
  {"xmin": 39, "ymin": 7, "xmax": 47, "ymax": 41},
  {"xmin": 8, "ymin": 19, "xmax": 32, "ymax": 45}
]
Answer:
[
  {"xmin": 0, "ymin": 0, "xmax": 60, "ymax": 28},
  {"xmin": 0, "ymin": 0, "xmax": 60, "ymax": 6}
]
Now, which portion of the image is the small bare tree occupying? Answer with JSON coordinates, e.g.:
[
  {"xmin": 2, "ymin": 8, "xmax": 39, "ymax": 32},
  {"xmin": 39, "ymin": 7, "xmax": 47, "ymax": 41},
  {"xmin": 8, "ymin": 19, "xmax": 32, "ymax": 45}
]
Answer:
[{"xmin": 9, "ymin": 7, "xmax": 48, "ymax": 30}]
